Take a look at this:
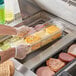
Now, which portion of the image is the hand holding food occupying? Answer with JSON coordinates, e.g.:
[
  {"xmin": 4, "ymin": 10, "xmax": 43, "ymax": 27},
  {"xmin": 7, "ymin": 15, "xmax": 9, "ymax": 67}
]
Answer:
[{"xmin": 0, "ymin": 25, "xmax": 34, "ymax": 38}]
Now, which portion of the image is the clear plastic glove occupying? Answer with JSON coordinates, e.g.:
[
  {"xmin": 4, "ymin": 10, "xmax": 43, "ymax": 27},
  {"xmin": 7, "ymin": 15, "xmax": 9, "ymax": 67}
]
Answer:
[
  {"xmin": 16, "ymin": 26, "xmax": 30, "ymax": 38},
  {"xmin": 0, "ymin": 24, "xmax": 36, "ymax": 38},
  {"xmin": 16, "ymin": 26, "xmax": 36, "ymax": 38},
  {"xmin": 15, "ymin": 44, "xmax": 30, "ymax": 59},
  {"xmin": 0, "ymin": 25, "xmax": 33, "ymax": 37}
]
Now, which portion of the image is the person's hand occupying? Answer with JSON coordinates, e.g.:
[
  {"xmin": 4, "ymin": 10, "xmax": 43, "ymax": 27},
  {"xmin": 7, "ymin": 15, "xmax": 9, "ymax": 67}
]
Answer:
[
  {"xmin": 0, "ymin": 25, "xmax": 17, "ymax": 35},
  {"xmin": 0, "ymin": 25, "xmax": 32, "ymax": 37},
  {"xmin": 0, "ymin": 44, "xmax": 30, "ymax": 63},
  {"xmin": 16, "ymin": 26, "xmax": 30, "ymax": 38},
  {"xmin": 15, "ymin": 44, "xmax": 30, "ymax": 59},
  {"xmin": 0, "ymin": 24, "xmax": 36, "ymax": 38},
  {"xmin": 0, "ymin": 48, "xmax": 15, "ymax": 63},
  {"xmin": 16, "ymin": 26, "xmax": 36, "ymax": 38}
]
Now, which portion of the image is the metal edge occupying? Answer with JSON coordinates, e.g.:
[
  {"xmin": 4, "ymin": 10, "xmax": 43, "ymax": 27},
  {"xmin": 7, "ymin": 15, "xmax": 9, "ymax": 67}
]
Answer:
[
  {"xmin": 54, "ymin": 17, "xmax": 76, "ymax": 32},
  {"xmin": 11, "ymin": 58, "xmax": 37, "ymax": 76},
  {"xmin": 55, "ymin": 59, "xmax": 76, "ymax": 76}
]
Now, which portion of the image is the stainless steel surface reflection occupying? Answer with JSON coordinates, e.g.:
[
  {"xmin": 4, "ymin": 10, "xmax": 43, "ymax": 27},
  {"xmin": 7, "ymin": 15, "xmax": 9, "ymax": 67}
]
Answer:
[
  {"xmin": 18, "ymin": 0, "xmax": 41, "ymax": 19},
  {"xmin": 12, "ymin": 59, "xmax": 36, "ymax": 76}
]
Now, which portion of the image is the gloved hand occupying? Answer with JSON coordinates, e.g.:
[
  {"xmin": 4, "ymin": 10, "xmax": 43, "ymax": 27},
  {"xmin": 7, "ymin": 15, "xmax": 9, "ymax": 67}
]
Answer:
[
  {"xmin": 15, "ymin": 44, "xmax": 30, "ymax": 59},
  {"xmin": 0, "ymin": 24, "xmax": 35, "ymax": 37},
  {"xmin": 0, "ymin": 44, "xmax": 30, "ymax": 63},
  {"xmin": 16, "ymin": 26, "xmax": 30, "ymax": 37},
  {"xmin": 16, "ymin": 26, "xmax": 36, "ymax": 38}
]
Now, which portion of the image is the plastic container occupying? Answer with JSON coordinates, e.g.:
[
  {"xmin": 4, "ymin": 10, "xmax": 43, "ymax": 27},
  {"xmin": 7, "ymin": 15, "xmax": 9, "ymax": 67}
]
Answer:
[
  {"xmin": 0, "ymin": 0, "xmax": 5, "ymax": 24},
  {"xmin": 24, "ymin": 23, "xmax": 63, "ymax": 53},
  {"xmin": 0, "ymin": 22, "xmax": 63, "ymax": 52},
  {"xmin": 67, "ymin": 62, "xmax": 76, "ymax": 76},
  {"xmin": 4, "ymin": 0, "xmax": 14, "ymax": 22}
]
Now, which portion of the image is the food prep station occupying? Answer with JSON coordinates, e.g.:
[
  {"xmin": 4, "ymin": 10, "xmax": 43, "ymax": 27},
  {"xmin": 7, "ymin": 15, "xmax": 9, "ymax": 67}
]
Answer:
[{"xmin": 0, "ymin": 0, "xmax": 76, "ymax": 76}]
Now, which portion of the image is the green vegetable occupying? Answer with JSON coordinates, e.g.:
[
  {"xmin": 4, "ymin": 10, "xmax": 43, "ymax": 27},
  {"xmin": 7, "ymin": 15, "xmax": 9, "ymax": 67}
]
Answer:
[
  {"xmin": 11, "ymin": 36, "xmax": 20, "ymax": 42},
  {"xmin": 1, "ymin": 43, "xmax": 11, "ymax": 51}
]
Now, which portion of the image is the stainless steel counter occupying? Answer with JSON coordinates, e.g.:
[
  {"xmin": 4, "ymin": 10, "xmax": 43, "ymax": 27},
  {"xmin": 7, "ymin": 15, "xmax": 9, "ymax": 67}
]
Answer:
[{"xmin": 12, "ymin": 58, "xmax": 36, "ymax": 76}]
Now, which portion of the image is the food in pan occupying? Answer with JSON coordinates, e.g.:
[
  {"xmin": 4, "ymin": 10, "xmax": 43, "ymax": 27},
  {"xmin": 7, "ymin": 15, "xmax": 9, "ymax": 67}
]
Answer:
[
  {"xmin": 41, "ymin": 25, "xmax": 62, "ymax": 45},
  {"xmin": 31, "ymin": 41, "xmax": 41, "ymax": 51},
  {"xmin": 68, "ymin": 44, "xmax": 76, "ymax": 57},
  {"xmin": 10, "ymin": 36, "xmax": 20, "ymax": 43},
  {"xmin": 36, "ymin": 43, "xmax": 76, "ymax": 75},
  {"xmin": 25, "ymin": 34, "xmax": 41, "ymax": 51},
  {"xmin": 59, "ymin": 53, "xmax": 75, "ymax": 62},
  {"xmin": 46, "ymin": 25, "xmax": 61, "ymax": 34},
  {"xmin": 36, "ymin": 66, "xmax": 55, "ymax": 76},
  {"xmin": 51, "ymin": 32, "xmax": 62, "ymax": 40},
  {"xmin": 35, "ymin": 29, "xmax": 49, "ymax": 38},
  {"xmin": 42, "ymin": 37, "xmax": 52, "ymax": 46},
  {"xmin": 42, "ymin": 31, "xmax": 62, "ymax": 46},
  {"xmin": 0, "ymin": 60, "xmax": 15, "ymax": 76},
  {"xmin": 35, "ymin": 30, "xmax": 45, "ymax": 38},
  {"xmin": 0, "ymin": 43, "xmax": 11, "ymax": 51},
  {"xmin": 4, "ymin": 38, "xmax": 11, "ymax": 44},
  {"xmin": 25, "ymin": 35, "xmax": 41, "ymax": 44},
  {"xmin": 46, "ymin": 58, "xmax": 65, "ymax": 72}
]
